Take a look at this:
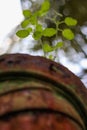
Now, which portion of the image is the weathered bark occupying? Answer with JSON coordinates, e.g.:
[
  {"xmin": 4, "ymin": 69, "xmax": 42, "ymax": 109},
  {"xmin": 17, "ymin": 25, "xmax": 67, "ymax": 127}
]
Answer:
[{"xmin": 0, "ymin": 54, "xmax": 87, "ymax": 130}]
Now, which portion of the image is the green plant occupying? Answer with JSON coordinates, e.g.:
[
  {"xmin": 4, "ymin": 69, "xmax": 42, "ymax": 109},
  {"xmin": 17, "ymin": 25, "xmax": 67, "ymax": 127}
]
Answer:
[{"xmin": 16, "ymin": 0, "xmax": 77, "ymax": 59}]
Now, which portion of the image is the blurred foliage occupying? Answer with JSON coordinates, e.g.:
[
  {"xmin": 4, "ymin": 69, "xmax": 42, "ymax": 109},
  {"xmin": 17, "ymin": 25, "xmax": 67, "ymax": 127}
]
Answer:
[
  {"xmin": 19, "ymin": 0, "xmax": 77, "ymax": 56},
  {"xmin": 20, "ymin": 0, "xmax": 87, "ymax": 57},
  {"xmin": 21, "ymin": 0, "xmax": 87, "ymax": 83}
]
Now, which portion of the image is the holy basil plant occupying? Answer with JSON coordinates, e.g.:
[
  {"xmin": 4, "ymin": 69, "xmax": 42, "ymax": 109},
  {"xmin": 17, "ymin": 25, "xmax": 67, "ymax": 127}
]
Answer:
[{"xmin": 16, "ymin": 0, "xmax": 77, "ymax": 57}]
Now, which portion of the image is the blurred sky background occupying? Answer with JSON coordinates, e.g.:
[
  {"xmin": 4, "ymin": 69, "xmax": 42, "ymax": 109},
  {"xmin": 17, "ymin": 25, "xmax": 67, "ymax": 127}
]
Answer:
[
  {"xmin": 0, "ymin": 0, "xmax": 87, "ymax": 87},
  {"xmin": 0, "ymin": 0, "xmax": 23, "ymax": 43}
]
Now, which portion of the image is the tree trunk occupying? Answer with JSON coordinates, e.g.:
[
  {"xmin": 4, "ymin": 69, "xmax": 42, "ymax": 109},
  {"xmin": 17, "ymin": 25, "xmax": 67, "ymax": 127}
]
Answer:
[{"xmin": 0, "ymin": 54, "xmax": 87, "ymax": 130}]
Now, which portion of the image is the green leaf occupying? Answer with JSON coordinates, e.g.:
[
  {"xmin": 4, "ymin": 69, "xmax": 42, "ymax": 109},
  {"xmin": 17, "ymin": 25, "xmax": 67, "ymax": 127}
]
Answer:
[
  {"xmin": 54, "ymin": 42, "xmax": 64, "ymax": 49},
  {"xmin": 42, "ymin": 28, "xmax": 56, "ymax": 37},
  {"xmin": 29, "ymin": 15, "xmax": 37, "ymax": 25},
  {"xmin": 21, "ymin": 19, "xmax": 30, "ymax": 28},
  {"xmin": 23, "ymin": 10, "xmax": 31, "ymax": 18},
  {"xmin": 64, "ymin": 17, "xmax": 77, "ymax": 26},
  {"xmin": 33, "ymin": 31, "xmax": 42, "ymax": 40},
  {"xmin": 27, "ymin": 27, "xmax": 32, "ymax": 33},
  {"xmin": 33, "ymin": 24, "xmax": 43, "ymax": 40},
  {"xmin": 38, "ymin": 10, "xmax": 47, "ymax": 17},
  {"xmin": 16, "ymin": 30, "xmax": 29, "ymax": 38},
  {"xmin": 38, "ymin": 0, "xmax": 50, "ymax": 16},
  {"xmin": 62, "ymin": 29, "xmax": 75, "ymax": 40},
  {"xmin": 49, "ymin": 55, "xmax": 54, "ymax": 60},
  {"xmin": 41, "ymin": 0, "xmax": 50, "ymax": 12},
  {"xmin": 36, "ymin": 24, "xmax": 43, "ymax": 32},
  {"xmin": 42, "ymin": 43, "xmax": 53, "ymax": 52}
]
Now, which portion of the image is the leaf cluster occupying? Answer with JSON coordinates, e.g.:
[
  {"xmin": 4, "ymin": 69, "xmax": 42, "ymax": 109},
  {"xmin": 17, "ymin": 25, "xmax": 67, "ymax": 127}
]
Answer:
[{"xmin": 16, "ymin": 0, "xmax": 77, "ymax": 57}]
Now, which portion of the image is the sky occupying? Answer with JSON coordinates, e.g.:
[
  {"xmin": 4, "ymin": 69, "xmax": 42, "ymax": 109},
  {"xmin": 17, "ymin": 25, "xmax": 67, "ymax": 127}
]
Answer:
[{"xmin": 0, "ymin": 0, "xmax": 23, "ymax": 42}]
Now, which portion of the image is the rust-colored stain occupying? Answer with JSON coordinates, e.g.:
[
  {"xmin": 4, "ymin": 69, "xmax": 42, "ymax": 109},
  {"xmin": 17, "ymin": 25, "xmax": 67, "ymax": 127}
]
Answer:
[{"xmin": 0, "ymin": 54, "xmax": 87, "ymax": 130}]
